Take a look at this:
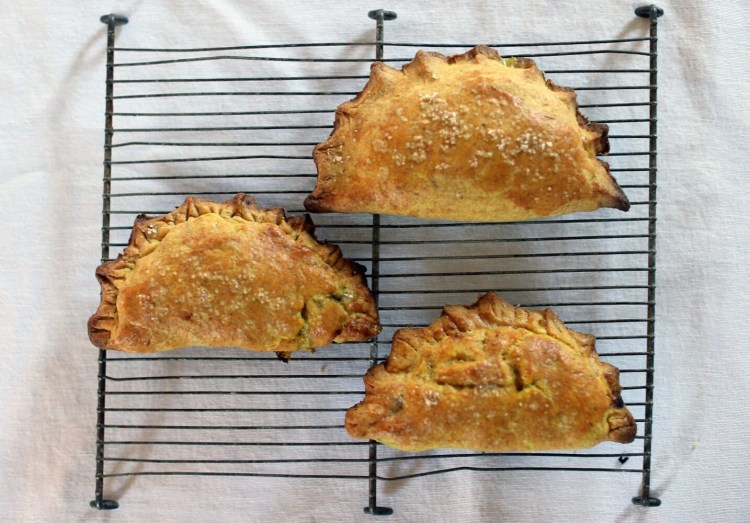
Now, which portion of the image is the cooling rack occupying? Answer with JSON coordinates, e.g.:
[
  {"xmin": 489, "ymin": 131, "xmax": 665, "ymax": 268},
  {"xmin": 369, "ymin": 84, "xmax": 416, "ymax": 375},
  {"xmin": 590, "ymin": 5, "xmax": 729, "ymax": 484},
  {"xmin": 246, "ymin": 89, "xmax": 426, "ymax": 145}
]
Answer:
[{"xmin": 91, "ymin": 6, "xmax": 664, "ymax": 515}]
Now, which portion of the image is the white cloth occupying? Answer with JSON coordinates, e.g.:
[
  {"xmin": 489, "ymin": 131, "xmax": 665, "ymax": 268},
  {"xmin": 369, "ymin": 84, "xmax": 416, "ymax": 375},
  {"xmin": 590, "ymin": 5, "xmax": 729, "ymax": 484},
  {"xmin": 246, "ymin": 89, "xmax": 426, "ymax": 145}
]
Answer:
[{"xmin": 1, "ymin": 1, "xmax": 749, "ymax": 521}]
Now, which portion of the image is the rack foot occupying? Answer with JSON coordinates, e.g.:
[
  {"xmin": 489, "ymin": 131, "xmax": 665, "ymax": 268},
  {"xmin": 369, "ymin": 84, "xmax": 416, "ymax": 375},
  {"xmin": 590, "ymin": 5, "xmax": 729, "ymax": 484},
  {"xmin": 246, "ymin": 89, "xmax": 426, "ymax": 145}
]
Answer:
[
  {"xmin": 632, "ymin": 496, "xmax": 661, "ymax": 507},
  {"xmin": 367, "ymin": 10, "xmax": 397, "ymax": 21},
  {"xmin": 635, "ymin": 5, "xmax": 664, "ymax": 17},
  {"xmin": 99, "ymin": 14, "xmax": 129, "ymax": 26},
  {"xmin": 90, "ymin": 499, "xmax": 119, "ymax": 510},
  {"xmin": 364, "ymin": 506, "xmax": 394, "ymax": 516}
]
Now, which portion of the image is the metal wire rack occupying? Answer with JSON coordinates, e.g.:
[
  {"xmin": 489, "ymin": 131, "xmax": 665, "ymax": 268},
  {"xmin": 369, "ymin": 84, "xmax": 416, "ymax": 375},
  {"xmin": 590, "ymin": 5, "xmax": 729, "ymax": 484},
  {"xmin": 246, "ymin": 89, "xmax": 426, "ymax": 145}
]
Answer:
[{"xmin": 92, "ymin": 6, "xmax": 664, "ymax": 515}]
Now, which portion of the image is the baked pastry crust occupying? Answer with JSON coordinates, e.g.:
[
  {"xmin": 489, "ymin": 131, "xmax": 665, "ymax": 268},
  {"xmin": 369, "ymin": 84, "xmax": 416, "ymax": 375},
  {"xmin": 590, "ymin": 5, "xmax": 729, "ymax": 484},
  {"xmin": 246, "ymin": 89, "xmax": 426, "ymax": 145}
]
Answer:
[
  {"xmin": 88, "ymin": 194, "xmax": 380, "ymax": 354},
  {"xmin": 306, "ymin": 45, "xmax": 629, "ymax": 221},
  {"xmin": 345, "ymin": 292, "xmax": 636, "ymax": 451}
]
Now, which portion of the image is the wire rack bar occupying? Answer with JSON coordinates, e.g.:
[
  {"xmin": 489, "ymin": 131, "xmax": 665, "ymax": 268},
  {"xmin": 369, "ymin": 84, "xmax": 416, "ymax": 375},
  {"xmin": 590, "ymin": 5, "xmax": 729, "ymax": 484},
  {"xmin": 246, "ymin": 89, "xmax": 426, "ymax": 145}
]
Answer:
[
  {"xmin": 112, "ymin": 109, "xmax": 334, "ymax": 116},
  {"xmin": 102, "ymin": 424, "xmax": 345, "ymax": 430},
  {"xmin": 102, "ymin": 451, "xmax": 645, "ymax": 463},
  {"xmin": 114, "ymin": 75, "xmax": 372, "ymax": 82},
  {"xmin": 105, "ymin": 374, "xmax": 365, "ymax": 381},
  {"xmin": 102, "ymin": 365, "xmax": 651, "ymax": 384},
  {"xmin": 108, "ymin": 85, "xmax": 650, "ymax": 99},
  {"xmin": 377, "ymin": 302, "xmax": 652, "ymax": 311},
  {"xmin": 112, "ymin": 36, "xmax": 652, "ymax": 53},
  {"xmin": 112, "ymin": 49, "xmax": 652, "ymax": 67},
  {"xmin": 110, "ymin": 70, "xmax": 649, "ymax": 83},
  {"xmin": 109, "ymin": 113, "xmax": 655, "ymax": 120},
  {"xmin": 100, "ymin": 345, "xmax": 648, "ymax": 362},
  {"xmin": 111, "ymin": 126, "xmax": 330, "ymax": 131},
  {"xmin": 104, "ymin": 408, "xmax": 350, "ymax": 412},
  {"xmin": 103, "ymin": 234, "xmax": 651, "ymax": 246},
  {"xmin": 101, "ymin": 216, "xmax": 651, "ymax": 226},
  {"xmin": 104, "ymin": 355, "xmax": 372, "ymax": 362},
  {"xmin": 97, "ymin": 466, "xmax": 643, "ymax": 480},
  {"xmin": 107, "ymin": 125, "xmax": 649, "ymax": 135},
  {"xmin": 110, "ymin": 115, "xmax": 648, "ymax": 131},
  {"xmin": 103, "ymin": 440, "xmax": 367, "ymax": 446},
  {"xmin": 104, "ymin": 390, "xmax": 366, "ymax": 395}
]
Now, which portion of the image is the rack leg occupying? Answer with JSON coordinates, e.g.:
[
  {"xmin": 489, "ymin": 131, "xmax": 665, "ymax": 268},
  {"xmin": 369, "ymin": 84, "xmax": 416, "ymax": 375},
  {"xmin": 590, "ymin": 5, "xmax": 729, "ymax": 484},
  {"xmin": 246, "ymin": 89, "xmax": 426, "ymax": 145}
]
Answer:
[
  {"xmin": 90, "ymin": 499, "xmax": 120, "ymax": 511},
  {"xmin": 90, "ymin": 13, "xmax": 128, "ymax": 511},
  {"xmin": 631, "ymin": 4, "xmax": 663, "ymax": 509},
  {"xmin": 363, "ymin": 8, "xmax": 397, "ymax": 517},
  {"xmin": 632, "ymin": 496, "xmax": 662, "ymax": 507}
]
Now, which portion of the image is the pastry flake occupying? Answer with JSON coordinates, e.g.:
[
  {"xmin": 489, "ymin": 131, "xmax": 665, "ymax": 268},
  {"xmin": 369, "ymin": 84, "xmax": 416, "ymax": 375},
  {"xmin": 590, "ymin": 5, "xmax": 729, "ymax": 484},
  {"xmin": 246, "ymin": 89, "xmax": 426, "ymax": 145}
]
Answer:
[
  {"xmin": 345, "ymin": 292, "xmax": 636, "ymax": 451},
  {"xmin": 88, "ymin": 194, "xmax": 380, "ymax": 354},
  {"xmin": 305, "ymin": 45, "xmax": 629, "ymax": 221}
]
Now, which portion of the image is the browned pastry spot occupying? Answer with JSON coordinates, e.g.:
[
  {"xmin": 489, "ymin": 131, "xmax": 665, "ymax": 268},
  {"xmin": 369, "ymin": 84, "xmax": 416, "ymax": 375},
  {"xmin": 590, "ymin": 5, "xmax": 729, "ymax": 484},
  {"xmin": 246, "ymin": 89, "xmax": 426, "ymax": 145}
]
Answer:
[
  {"xmin": 306, "ymin": 46, "xmax": 629, "ymax": 221},
  {"xmin": 345, "ymin": 292, "xmax": 636, "ymax": 451},
  {"xmin": 88, "ymin": 194, "xmax": 380, "ymax": 354}
]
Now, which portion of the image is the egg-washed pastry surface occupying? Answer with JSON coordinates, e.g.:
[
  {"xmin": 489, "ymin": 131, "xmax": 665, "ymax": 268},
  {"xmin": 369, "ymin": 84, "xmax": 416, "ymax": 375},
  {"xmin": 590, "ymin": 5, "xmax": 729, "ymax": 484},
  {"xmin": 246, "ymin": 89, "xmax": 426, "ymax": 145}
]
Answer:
[
  {"xmin": 345, "ymin": 292, "xmax": 635, "ymax": 451},
  {"xmin": 88, "ymin": 194, "xmax": 380, "ymax": 354},
  {"xmin": 306, "ymin": 45, "xmax": 629, "ymax": 221}
]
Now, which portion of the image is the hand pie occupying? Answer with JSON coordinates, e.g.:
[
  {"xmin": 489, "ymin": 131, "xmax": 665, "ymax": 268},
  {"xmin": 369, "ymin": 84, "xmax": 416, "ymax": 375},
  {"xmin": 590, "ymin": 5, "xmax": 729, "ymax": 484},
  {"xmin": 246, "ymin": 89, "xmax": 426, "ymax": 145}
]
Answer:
[
  {"xmin": 305, "ymin": 45, "xmax": 629, "ymax": 221},
  {"xmin": 88, "ymin": 194, "xmax": 380, "ymax": 354},
  {"xmin": 345, "ymin": 292, "xmax": 636, "ymax": 451}
]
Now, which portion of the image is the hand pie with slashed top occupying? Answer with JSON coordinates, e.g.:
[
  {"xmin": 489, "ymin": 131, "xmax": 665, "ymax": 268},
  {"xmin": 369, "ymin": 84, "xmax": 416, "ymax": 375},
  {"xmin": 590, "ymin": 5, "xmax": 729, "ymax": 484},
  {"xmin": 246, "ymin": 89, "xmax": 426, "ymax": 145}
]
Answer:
[
  {"xmin": 305, "ymin": 45, "xmax": 629, "ymax": 221},
  {"xmin": 345, "ymin": 292, "xmax": 636, "ymax": 451},
  {"xmin": 88, "ymin": 194, "xmax": 380, "ymax": 355}
]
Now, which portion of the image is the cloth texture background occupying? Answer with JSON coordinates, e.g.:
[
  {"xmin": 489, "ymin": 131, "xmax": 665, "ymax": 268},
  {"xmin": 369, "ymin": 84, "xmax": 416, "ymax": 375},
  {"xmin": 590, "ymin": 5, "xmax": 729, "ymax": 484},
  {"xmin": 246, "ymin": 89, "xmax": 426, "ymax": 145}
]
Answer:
[{"xmin": 1, "ymin": 1, "xmax": 749, "ymax": 521}]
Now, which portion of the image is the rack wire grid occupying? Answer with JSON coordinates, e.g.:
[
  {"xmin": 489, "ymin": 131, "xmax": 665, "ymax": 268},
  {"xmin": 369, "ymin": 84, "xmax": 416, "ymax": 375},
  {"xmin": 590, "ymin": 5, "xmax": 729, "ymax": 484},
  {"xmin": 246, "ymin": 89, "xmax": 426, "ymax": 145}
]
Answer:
[{"xmin": 92, "ymin": 6, "xmax": 664, "ymax": 515}]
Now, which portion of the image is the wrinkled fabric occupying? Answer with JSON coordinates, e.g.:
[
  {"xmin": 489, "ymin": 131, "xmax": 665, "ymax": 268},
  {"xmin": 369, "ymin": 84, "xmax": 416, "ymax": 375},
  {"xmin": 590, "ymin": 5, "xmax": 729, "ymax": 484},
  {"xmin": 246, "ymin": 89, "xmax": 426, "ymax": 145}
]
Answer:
[{"xmin": 1, "ymin": 1, "xmax": 749, "ymax": 521}]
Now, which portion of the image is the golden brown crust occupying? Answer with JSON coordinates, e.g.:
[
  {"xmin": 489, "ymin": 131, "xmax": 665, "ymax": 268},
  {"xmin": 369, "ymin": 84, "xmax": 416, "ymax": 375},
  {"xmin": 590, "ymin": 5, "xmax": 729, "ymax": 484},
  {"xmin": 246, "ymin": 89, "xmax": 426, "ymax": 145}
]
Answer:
[
  {"xmin": 345, "ymin": 292, "xmax": 636, "ymax": 451},
  {"xmin": 305, "ymin": 45, "xmax": 629, "ymax": 221},
  {"xmin": 88, "ymin": 194, "xmax": 380, "ymax": 353}
]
